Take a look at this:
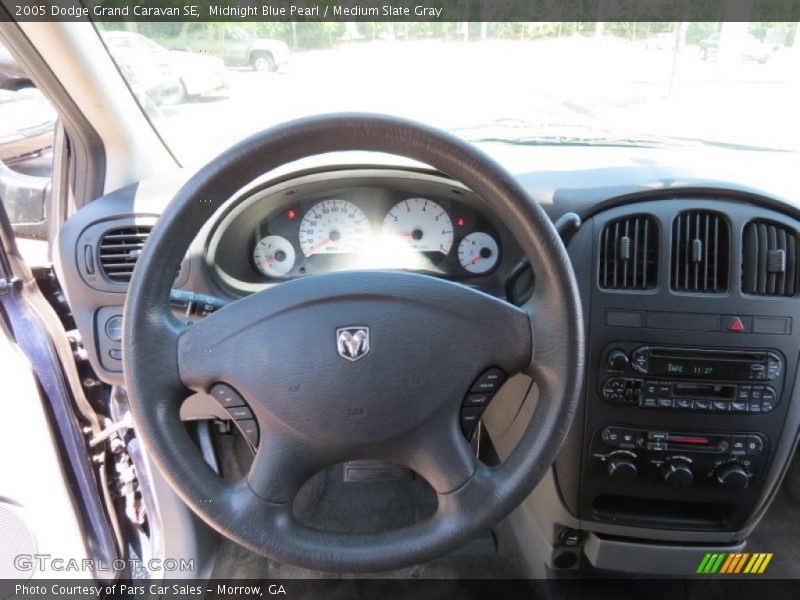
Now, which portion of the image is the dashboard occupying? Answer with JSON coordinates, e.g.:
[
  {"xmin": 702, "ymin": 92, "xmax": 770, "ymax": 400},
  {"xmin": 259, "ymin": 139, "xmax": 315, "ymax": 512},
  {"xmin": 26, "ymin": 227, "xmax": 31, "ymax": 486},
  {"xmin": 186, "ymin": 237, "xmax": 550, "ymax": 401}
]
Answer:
[{"xmin": 53, "ymin": 145, "xmax": 800, "ymax": 574}]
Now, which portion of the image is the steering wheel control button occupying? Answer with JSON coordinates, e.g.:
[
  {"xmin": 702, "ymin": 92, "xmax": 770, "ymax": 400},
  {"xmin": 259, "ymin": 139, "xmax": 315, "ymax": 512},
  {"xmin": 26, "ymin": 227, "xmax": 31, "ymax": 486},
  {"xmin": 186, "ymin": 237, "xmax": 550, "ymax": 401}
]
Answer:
[
  {"xmin": 460, "ymin": 407, "xmax": 484, "ymax": 436},
  {"xmin": 237, "ymin": 419, "xmax": 259, "ymax": 447},
  {"xmin": 227, "ymin": 407, "xmax": 254, "ymax": 421},
  {"xmin": 464, "ymin": 393, "xmax": 492, "ymax": 408},
  {"xmin": 210, "ymin": 383, "xmax": 247, "ymax": 408},
  {"xmin": 105, "ymin": 315, "xmax": 123, "ymax": 341},
  {"xmin": 470, "ymin": 368, "xmax": 506, "ymax": 393},
  {"xmin": 108, "ymin": 349, "xmax": 122, "ymax": 360}
]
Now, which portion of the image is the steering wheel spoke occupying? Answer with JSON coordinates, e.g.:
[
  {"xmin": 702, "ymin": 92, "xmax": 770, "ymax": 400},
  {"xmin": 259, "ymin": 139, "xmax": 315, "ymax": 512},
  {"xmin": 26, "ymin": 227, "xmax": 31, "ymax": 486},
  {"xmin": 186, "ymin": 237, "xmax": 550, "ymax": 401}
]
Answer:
[
  {"xmin": 247, "ymin": 419, "xmax": 335, "ymax": 504},
  {"xmin": 392, "ymin": 407, "xmax": 478, "ymax": 495}
]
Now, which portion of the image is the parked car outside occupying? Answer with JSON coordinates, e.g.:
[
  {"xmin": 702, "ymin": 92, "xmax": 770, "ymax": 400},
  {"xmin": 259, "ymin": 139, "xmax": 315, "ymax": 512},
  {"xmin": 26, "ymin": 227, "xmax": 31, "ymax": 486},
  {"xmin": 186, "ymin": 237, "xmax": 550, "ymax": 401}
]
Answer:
[
  {"xmin": 163, "ymin": 24, "xmax": 290, "ymax": 72},
  {"xmin": 699, "ymin": 31, "xmax": 779, "ymax": 63},
  {"xmin": 102, "ymin": 31, "xmax": 228, "ymax": 104},
  {"xmin": 0, "ymin": 42, "xmax": 32, "ymax": 90},
  {"xmin": 0, "ymin": 87, "xmax": 55, "ymax": 162}
]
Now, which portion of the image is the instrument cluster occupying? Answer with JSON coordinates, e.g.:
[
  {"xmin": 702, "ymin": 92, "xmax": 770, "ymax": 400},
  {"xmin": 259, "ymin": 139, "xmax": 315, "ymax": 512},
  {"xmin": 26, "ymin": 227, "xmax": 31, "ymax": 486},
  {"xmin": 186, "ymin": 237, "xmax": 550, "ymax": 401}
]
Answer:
[
  {"xmin": 207, "ymin": 172, "xmax": 522, "ymax": 298},
  {"xmin": 249, "ymin": 194, "xmax": 502, "ymax": 280}
]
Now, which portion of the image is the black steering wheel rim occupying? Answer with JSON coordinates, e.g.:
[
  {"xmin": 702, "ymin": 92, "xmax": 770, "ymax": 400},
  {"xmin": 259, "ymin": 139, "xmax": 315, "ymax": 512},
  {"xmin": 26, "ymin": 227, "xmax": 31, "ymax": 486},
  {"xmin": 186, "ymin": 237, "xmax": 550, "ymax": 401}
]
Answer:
[{"xmin": 122, "ymin": 113, "xmax": 584, "ymax": 572}]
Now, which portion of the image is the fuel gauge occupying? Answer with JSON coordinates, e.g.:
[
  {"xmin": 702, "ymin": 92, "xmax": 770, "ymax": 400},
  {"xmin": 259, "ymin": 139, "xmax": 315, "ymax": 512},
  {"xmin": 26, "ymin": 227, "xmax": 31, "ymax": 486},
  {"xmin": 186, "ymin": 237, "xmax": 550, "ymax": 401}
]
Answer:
[
  {"xmin": 253, "ymin": 235, "xmax": 296, "ymax": 278},
  {"xmin": 457, "ymin": 232, "xmax": 499, "ymax": 274}
]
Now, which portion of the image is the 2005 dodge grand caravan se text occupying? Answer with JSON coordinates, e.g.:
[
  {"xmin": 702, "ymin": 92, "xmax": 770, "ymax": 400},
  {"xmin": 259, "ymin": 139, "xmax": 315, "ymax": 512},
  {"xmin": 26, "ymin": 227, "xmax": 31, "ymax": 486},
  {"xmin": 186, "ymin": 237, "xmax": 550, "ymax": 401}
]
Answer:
[{"xmin": 1, "ymin": 6, "xmax": 800, "ymax": 600}]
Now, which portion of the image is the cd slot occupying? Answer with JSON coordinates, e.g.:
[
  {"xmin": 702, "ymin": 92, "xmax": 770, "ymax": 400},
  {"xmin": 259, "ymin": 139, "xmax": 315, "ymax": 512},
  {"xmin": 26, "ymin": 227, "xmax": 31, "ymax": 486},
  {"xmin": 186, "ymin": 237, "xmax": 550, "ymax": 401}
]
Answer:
[{"xmin": 672, "ymin": 383, "xmax": 736, "ymax": 400}]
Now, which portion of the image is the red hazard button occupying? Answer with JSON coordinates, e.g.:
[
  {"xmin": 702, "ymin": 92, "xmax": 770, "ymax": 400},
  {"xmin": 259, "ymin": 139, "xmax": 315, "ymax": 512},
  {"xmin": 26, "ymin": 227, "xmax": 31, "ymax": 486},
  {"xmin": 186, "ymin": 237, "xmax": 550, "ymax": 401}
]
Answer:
[{"xmin": 727, "ymin": 317, "xmax": 746, "ymax": 332}]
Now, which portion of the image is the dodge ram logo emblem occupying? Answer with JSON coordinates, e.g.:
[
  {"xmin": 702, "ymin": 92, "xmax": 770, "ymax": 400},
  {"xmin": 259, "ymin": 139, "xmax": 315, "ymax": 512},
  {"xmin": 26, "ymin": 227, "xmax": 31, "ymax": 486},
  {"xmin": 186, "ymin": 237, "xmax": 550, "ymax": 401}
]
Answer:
[{"xmin": 336, "ymin": 326, "xmax": 370, "ymax": 361}]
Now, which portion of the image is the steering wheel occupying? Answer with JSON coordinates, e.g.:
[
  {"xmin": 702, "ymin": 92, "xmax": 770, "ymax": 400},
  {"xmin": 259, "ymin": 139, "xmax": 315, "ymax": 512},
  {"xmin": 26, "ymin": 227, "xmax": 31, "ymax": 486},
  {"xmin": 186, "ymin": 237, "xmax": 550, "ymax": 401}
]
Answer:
[{"xmin": 123, "ymin": 114, "xmax": 584, "ymax": 572}]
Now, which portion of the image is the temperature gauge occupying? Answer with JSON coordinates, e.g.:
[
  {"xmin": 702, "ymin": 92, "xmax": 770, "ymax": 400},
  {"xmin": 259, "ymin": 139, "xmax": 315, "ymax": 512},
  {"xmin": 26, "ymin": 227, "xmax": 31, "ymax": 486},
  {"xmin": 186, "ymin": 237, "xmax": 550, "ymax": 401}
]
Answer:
[
  {"xmin": 457, "ymin": 232, "xmax": 499, "ymax": 274},
  {"xmin": 253, "ymin": 235, "xmax": 296, "ymax": 278}
]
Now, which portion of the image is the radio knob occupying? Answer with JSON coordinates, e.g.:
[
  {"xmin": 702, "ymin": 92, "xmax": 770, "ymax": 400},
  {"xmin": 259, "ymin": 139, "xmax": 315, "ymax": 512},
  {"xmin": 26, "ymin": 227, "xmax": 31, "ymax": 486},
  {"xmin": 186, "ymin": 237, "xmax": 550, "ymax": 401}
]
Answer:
[
  {"xmin": 716, "ymin": 463, "xmax": 750, "ymax": 493},
  {"xmin": 607, "ymin": 455, "xmax": 638, "ymax": 483},
  {"xmin": 608, "ymin": 350, "xmax": 630, "ymax": 371},
  {"xmin": 663, "ymin": 460, "xmax": 694, "ymax": 489}
]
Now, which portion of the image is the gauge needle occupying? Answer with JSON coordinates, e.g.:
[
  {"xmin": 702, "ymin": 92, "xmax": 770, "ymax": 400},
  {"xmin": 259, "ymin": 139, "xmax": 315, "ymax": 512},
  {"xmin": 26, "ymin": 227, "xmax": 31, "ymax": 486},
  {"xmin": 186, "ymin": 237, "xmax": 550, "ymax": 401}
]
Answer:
[
  {"xmin": 468, "ymin": 254, "xmax": 484, "ymax": 265},
  {"xmin": 307, "ymin": 236, "xmax": 331, "ymax": 255}
]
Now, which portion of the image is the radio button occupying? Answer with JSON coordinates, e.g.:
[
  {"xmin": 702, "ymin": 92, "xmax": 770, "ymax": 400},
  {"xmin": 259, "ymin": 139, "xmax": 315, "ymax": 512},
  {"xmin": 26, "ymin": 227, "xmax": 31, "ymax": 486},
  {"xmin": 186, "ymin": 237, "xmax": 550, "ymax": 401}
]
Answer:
[
  {"xmin": 647, "ymin": 431, "xmax": 668, "ymax": 441},
  {"xmin": 762, "ymin": 387, "xmax": 777, "ymax": 403},
  {"xmin": 750, "ymin": 386, "xmax": 763, "ymax": 401},
  {"xmin": 645, "ymin": 380, "xmax": 658, "ymax": 395},
  {"xmin": 712, "ymin": 401, "xmax": 729, "ymax": 412},
  {"xmin": 657, "ymin": 398, "xmax": 674, "ymax": 409},
  {"xmin": 693, "ymin": 400, "xmax": 711, "ymax": 410},
  {"xmin": 630, "ymin": 346, "xmax": 649, "ymax": 374},
  {"xmin": 731, "ymin": 401, "xmax": 749, "ymax": 412},
  {"xmin": 676, "ymin": 399, "xmax": 693, "ymax": 410},
  {"xmin": 642, "ymin": 398, "xmax": 657, "ymax": 408},
  {"xmin": 761, "ymin": 401, "xmax": 775, "ymax": 412},
  {"xmin": 736, "ymin": 386, "xmax": 751, "ymax": 402},
  {"xmin": 749, "ymin": 403, "xmax": 762, "ymax": 413},
  {"xmin": 657, "ymin": 382, "xmax": 672, "ymax": 396},
  {"xmin": 646, "ymin": 441, "xmax": 667, "ymax": 451}
]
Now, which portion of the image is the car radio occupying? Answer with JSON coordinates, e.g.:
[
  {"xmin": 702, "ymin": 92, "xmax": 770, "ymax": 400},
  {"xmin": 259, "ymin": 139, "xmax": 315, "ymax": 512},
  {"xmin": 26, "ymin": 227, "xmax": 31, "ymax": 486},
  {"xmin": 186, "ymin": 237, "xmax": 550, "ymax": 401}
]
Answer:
[{"xmin": 599, "ymin": 343, "xmax": 785, "ymax": 414}]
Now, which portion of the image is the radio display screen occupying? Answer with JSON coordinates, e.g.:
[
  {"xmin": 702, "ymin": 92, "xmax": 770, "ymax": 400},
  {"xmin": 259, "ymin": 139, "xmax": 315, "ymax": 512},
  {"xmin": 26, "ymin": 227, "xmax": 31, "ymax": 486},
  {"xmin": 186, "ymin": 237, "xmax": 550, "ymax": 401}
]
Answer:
[{"xmin": 650, "ymin": 356, "xmax": 751, "ymax": 380}]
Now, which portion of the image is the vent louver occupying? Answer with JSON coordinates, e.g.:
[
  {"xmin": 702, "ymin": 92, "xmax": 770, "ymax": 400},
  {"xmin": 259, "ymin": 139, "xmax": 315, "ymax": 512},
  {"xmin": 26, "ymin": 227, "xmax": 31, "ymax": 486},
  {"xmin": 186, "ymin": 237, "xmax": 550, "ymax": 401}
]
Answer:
[
  {"xmin": 671, "ymin": 211, "xmax": 729, "ymax": 293},
  {"xmin": 98, "ymin": 226, "xmax": 152, "ymax": 283},
  {"xmin": 742, "ymin": 220, "xmax": 798, "ymax": 296},
  {"xmin": 598, "ymin": 215, "xmax": 658, "ymax": 290}
]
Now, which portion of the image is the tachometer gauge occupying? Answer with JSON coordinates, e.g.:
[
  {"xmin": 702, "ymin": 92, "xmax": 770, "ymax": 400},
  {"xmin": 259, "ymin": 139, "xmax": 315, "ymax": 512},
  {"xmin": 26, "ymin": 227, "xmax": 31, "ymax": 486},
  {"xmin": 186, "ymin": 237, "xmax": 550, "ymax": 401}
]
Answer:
[
  {"xmin": 382, "ymin": 198, "xmax": 453, "ymax": 254},
  {"xmin": 458, "ymin": 232, "xmax": 499, "ymax": 274},
  {"xmin": 299, "ymin": 199, "xmax": 371, "ymax": 257},
  {"xmin": 253, "ymin": 235, "xmax": 296, "ymax": 277}
]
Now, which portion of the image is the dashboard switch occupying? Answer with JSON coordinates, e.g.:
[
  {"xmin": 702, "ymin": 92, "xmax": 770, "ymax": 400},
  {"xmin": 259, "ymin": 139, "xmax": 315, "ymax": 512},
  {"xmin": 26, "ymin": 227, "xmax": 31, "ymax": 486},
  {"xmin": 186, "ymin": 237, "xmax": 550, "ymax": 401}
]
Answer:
[
  {"xmin": 607, "ymin": 349, "xmax": 629, "ymax": 371},
  {"xmin": 606, "ymin": 455, "xmax": 638, "ymax": 483},
  {"xmin": 663, "ymin": 460, "xmax": 694, "ymax": 489}
]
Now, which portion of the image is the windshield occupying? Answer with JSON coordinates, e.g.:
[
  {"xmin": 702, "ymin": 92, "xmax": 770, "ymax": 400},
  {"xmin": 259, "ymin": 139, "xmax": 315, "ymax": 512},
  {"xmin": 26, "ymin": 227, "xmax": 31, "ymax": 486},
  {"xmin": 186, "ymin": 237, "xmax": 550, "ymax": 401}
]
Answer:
[{"xmin": 94, "ymin": 22, "xmax": 800, "ymax": 164}]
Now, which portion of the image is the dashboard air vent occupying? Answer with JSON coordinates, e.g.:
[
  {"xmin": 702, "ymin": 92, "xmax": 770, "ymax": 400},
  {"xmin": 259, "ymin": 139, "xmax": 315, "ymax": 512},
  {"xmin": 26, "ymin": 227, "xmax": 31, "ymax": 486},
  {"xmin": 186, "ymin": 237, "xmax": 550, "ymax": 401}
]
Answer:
[
  {"xmin": 98, "ymin": 226, "xmax": 152, "ymax": 283},
  {"xmin": 742, "ymin": 220, "xmax": 798, "ymax": 296},
  {"xmin": 671, "ymin": 211, "xmax": 729, "ymax": 294},
  {"xmin": 598, "ymin": 215, "xmax": 658, "ymax": 290}
]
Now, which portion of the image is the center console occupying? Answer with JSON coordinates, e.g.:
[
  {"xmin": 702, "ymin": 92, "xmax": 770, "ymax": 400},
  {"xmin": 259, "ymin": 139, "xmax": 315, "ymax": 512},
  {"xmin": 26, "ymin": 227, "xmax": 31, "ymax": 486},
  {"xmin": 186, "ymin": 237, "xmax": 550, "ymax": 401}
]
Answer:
[{"xmin": 558, "ymin": 198, "xmax": 800, "ymax": 539}]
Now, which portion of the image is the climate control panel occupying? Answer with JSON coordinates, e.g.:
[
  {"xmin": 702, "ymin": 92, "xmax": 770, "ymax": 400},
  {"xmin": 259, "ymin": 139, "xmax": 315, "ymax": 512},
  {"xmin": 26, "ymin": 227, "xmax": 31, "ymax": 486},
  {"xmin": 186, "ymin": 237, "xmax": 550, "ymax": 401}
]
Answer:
[{"xmin": 589, "ymin": 425, "xmax": 769, "ymax": 492}]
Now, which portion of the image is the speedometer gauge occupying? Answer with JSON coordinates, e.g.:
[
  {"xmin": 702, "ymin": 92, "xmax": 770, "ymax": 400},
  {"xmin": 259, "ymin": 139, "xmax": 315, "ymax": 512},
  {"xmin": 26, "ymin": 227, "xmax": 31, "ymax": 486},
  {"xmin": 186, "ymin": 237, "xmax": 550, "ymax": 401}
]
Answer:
[
  {"xmin": 458, "ymin": 232, "xmax": 499, "ymax": 274},
  {"xmin": 382, "ymin": 198, "xmax": 453, "ymax": 254},
  {"xmin": 253, "ymin": 235, "xmax": 296, "ymax": 277},
  {"xmin": 299, "ymin": 199, "xmax": 371, "ymax": 257}
]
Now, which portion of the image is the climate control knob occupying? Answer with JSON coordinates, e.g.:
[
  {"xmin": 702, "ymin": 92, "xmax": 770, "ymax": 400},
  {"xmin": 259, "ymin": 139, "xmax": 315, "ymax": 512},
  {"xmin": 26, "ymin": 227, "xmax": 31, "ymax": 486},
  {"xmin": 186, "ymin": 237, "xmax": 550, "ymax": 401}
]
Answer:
[
  {"xmin": 716, "ymin": 463, "xmax": 750, "ymax": 493},
  {"xmin": 663, "ymin": 460, "xmax": 694, "ymax": 489},
  {"xmin": 607, "ymin": 349, "xmax": 629, "ymax": 371},
  {"xmin": 607, "ymin": 455, "xmax": 638, "ymax": 483}
]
